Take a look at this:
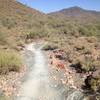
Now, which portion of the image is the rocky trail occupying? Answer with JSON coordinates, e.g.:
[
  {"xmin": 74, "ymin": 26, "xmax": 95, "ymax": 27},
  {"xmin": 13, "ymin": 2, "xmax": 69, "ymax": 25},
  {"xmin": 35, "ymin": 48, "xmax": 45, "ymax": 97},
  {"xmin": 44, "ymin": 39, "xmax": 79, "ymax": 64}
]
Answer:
[{"xmin": 14, "ymin": 43, "xmax": 85, "ymax": 100}]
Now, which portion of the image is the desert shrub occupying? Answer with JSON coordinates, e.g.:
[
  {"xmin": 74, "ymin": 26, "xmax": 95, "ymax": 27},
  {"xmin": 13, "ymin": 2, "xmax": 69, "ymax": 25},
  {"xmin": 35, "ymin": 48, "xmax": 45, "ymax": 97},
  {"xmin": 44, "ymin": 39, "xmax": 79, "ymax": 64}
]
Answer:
[
  {"xmin": 0, "ymin": 50, "xmax": 22, "ymax": 74},
  {"xmin": 90, "ymin": 77, "xmax": 100, "ymax": 92},
  {"xmin": 82, "ymin": 62, "xmax": 93, "ymax": 72},
  {"xmin": 82, "ymin": 60, "xmax": 96, "ymax": 72},
  {"xmin": 42, "ymin": 43, "xmax": 58, "ymax": 51},
  {"xmin": 71, "ymin": 58, "xmax": 96, "ymax": 73},
  {"xmin": 78, "ymin": 24, "xmax": 100, "ymax": 37},
  {"xmin": 0, "ymin": 32, "xmax": 8, "ymax": 45},
  {"xmin": 79, "ymin": 26, "xmax": 89, "ymax": 36},
  {"xmin": 1, "ymin": 18, "xmax": 16, "ymax": 29},
  {"xmin": 25, "ymin": 27, "xmax": 48, "ymax": 39},
  {"xmin": 84, "ymin": 75, "xmax": 100, "ymax": 92}
]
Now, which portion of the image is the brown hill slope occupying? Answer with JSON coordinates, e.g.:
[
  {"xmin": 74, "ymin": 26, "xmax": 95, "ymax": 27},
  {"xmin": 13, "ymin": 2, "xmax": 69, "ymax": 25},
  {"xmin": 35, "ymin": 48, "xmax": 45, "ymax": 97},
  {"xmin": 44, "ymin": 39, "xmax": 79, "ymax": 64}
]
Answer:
[
  {"xmin": 0, "ymin": 0, "xmax": 47, "ymax": 48},
  {"xmin": 0, "ymin": 0, "xmax": 46, "ymax": 34}
]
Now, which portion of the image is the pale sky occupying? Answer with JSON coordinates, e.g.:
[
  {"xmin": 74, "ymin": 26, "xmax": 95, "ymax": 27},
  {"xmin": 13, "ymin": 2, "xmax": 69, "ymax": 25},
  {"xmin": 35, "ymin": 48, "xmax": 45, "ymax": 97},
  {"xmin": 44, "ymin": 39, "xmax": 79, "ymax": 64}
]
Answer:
[{"xmin": 17, "ymin": 0, "xmax": 100, "ymax": 13}]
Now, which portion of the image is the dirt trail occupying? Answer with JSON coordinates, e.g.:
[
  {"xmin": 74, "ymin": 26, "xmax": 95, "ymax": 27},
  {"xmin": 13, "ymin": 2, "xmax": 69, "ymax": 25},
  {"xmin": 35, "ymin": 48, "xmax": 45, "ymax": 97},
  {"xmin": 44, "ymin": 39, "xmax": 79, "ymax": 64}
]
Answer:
[
  {"xmin": 15, "ymin": 43, "xmax": 85, "ymax": 100},
  {"xmin": 16, "ymin": 43, "xmax": 62, "ymax": 100}
]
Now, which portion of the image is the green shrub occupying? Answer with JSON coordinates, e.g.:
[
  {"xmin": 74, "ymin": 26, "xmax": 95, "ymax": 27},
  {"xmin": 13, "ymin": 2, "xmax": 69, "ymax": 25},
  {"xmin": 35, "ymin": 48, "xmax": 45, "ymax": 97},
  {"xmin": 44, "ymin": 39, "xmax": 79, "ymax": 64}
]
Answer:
[
  {"xmin": 82, "ymin": 58, "xmax": 97, "ymax": 72},
  {"xmin": 90, "ymin": 77, "xmax": 100, "ymax": 92},
  {"xmin": 42, "ymin": 43, "xmax": 58, "ymax": 51},
  {"xmin": 25, "ymin": 27, "xmax": 48, "ymax": 39},
  {"xmin": 78, "ymin": 24, "xmax": 100, "ymax": 37},
  {"xmin": 2, "ymin": 18, "xmax": 16, "ymax": 29},
  {"xmin": 0, "ymin": 50, "xmax": 22, "ymax": 74},
  {"xmin": 79, "ymin": 26, "xmax": 89, "ymax": 36}
]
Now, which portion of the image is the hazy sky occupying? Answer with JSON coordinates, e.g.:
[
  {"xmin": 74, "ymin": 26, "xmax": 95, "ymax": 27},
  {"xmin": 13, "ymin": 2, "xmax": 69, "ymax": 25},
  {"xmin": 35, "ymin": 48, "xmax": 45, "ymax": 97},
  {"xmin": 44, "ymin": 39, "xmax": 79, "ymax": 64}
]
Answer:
[{"xmin": 17, "ymin": 0, "xmax": 100, "ymax": 13}]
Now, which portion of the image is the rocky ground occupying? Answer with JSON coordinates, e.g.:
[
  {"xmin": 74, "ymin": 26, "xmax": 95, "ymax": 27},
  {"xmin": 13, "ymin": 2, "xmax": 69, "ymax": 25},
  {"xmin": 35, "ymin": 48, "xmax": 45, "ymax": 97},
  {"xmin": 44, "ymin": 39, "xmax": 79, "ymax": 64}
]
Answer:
[
  {"xmin": 46, "ymin": 51, "xmax": 82, "ymax": 91},
  {"xmin": 0, "ymin": 65, "xmax": 27, "ymax": 98},
  {"xmin": 0, "ymin": 38, "xmax": 100, "ymax": 99},
  {"xmin": 44, "ymin": 36, "xmax": 100, "ymax": 99}
]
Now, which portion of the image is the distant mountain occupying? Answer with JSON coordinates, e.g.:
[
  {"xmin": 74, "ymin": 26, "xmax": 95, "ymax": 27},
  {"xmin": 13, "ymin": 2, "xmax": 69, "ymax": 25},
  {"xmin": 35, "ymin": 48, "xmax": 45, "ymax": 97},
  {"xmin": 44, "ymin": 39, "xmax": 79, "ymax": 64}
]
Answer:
[{"xmin": 49, "ymin": 6, "xmax": 100, "ymax": 23}]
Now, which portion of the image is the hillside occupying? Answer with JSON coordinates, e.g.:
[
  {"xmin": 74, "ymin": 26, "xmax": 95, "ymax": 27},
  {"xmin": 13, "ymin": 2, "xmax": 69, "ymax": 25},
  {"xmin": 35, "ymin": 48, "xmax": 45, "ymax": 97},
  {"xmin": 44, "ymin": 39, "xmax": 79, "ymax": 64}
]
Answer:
[
  {"xmin": 0, "ymin": 0, "xmax": 48, "ymax": 82},
  {"xmin": 0, "ymin": 1, "xmax": 100, "ymax": 45},
  {"xmin": 0, "ymin": 0, "xmax": 47, "ymax": 49},
  {"xmin": 0, "ymin": 0, "xmax": 46, "ymax": 32},
  {"xmin": 46, "ymin": 7, "xmax": 100, "ymax": 38}
]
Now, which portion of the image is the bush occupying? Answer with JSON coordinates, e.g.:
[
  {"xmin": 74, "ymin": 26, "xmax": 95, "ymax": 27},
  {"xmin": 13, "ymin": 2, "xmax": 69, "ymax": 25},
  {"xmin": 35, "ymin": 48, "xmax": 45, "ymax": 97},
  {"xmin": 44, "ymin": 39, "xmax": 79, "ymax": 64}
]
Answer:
[
  {"xmin": 82, "ymin": 61, "xmax": 95, "ymax": 72},
  {"xmin": 84, "ymin": 75, "xmax": 100, "ymax": 92},
  {"xmin": 24, "ymin": 26, "xmax": 48, "ymax": 40},
  {"xmin": 2, "ymin": 18, "xmax": 16, "ymax": 29},
  {"xmin": 90, "ymin": 77, "xmax": 100, "ymax": 92},
  {"xmin": 79, "ymin": 26, "xmax": 89, "ymax": 36},
  {"xmin": 42, "ymin": 43, "xmax": 58, "ymax": 51},
  {"xmin": 0, "ymin": 50, "xmax": 22, "ymax": 74}
]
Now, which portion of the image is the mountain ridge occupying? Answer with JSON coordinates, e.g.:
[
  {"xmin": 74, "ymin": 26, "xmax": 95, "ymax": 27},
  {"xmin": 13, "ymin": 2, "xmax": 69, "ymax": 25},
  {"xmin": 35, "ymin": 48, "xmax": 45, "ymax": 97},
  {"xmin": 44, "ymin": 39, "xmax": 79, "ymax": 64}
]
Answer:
[
  {"xmin": 49, "ymin": 6, "xmax": 100, "ymax": 15},
  {"xmin": 48, "ymin": 6, "xmax": 100, "ymax": 23}
]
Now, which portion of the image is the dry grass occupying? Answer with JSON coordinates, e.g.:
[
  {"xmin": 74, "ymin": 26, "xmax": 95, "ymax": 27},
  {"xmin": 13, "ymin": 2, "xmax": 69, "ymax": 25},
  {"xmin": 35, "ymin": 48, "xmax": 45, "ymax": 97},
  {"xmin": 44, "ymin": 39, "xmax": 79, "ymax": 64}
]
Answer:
[{"xmin": 0, "ymin": 50, "xmax": 22, "ymax": 74}]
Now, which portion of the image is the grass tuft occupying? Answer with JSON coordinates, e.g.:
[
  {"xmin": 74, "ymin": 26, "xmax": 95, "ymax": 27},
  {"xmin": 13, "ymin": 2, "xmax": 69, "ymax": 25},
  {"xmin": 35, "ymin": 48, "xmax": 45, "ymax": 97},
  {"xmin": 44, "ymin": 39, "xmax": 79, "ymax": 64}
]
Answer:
[{"xmin": 0, "ymin": 50, "xmax": 22, "ymax": 74}]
